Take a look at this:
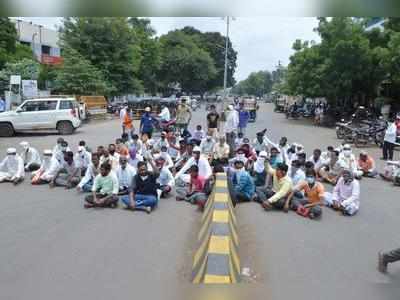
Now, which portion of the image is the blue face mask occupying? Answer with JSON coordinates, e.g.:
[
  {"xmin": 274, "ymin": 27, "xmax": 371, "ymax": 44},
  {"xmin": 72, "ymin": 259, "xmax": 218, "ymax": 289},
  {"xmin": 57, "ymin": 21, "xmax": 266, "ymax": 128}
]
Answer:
[{"xmin": 306, "ymin": 176, "xmax": 315, "ymax": 185}]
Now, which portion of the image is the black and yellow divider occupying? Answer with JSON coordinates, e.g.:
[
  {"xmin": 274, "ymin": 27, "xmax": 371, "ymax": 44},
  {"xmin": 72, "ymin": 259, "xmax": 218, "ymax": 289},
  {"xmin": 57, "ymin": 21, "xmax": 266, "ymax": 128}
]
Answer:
[{"xmin": 192, "ymin": 172, "xmax": 241, "ymax": 284}]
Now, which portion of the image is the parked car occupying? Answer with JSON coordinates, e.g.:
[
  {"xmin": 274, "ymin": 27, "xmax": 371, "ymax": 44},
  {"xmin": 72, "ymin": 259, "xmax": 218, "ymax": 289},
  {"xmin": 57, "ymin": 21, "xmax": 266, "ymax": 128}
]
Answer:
[{"xmin": 0, "ymin": 98, "xmax": 81, "ymax": 137}]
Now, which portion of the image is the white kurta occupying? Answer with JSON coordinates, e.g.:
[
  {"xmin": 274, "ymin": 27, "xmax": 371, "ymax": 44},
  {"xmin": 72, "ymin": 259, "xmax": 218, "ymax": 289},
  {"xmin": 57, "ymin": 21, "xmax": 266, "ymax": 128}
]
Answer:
[
  {"xmin": 0, "ymin": 155, "xmax": 25, "ymax": 181},
  {"xmin": 21, "ymin": 147, "xmax": 42, "ymax": 168}
]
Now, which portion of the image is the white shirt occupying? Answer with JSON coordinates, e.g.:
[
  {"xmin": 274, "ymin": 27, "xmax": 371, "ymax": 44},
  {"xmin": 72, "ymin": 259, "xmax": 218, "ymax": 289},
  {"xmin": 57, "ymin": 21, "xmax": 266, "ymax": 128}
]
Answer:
[
  {"xmin": 119, "ymin": 107, "xmax": 127, "ymax": 121},
  {"xmin": 116, "ymin": 164, "xmax": 136, "ymax": 189},
  {"xmin": 224, "ymin": 110, "xmax": 239, "ymax": 134},
  {"xmin": 159, "ymin": 151, "xmax": 174, "ymax": 169},
  {"xmin": 78, "ymin": 163, "xmax": 99, "ymax": 188},
  {"xmin": 339, "ymin": 153, "xmax": 358, "ymax": 173},
  {"xmin": 21, "ymin": 147, "xmax": 41, "ymax": 168},
  {"xmin": 0, "ymin": 154, "xmax": 25, "ymax": 178},
  {"xmin": 74, "ymin": 150, "xmax": 92, "ymax": 170},
  {"xmin": 157, "ymin": 166, "xmax": 175, "ymax": 187},
  {"xmin": 41, "ymin": 157, "xmax": 60, "ymax": 181},
  {"xmin": 308, "ymin": 155, "xmax": 323, "ymax": 171},
  {"xmin": 175, "ymin": 156, "xmax": 212, "ymax": 180},
  {"xmin": 200, "ymin": 138, "xmax": 216, "ymax": 155},
  {"xmin": 32, "ymin": 156, "xmax": 53, "ymax": 177},
  {"xmin": 158, "ymin": 107, "xmax": 171, "ymax": 122},
  {"xmin": 100, "ymin": 153, "xmax": 120, "ymax": 170},
  {"xmin": 333, "ymin": 177, "xmax": 360, "ymax": 210},
  {"xmin": 153, "ymin": 138, "xmax": 169, "ymax": 152},
  {"xmin": 384, "ymin": 122, "xmax": 397, "ymax": 143}
]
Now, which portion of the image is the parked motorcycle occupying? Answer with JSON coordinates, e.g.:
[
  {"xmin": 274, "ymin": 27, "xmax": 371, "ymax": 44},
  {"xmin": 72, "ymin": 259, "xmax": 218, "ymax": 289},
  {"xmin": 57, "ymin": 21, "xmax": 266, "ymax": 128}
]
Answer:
[
  {"xmin": 336, "ymin": 119, "xmax": 353, "ymax": 139},
  {"xmin": 153, "ymin": 118, "xmax": 177, "ymax": 133},
  {"xmin": 285, "ymin": 105, "xmax": 301, "ymax": 119}
]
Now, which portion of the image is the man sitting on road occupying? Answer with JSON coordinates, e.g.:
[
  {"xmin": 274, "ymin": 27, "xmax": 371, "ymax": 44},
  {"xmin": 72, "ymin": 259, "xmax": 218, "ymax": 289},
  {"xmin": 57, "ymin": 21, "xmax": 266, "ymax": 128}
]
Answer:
[
  {"xmin": 289, "ymin": 159, "xmax": 306, "ymax": 189},
  {"xmin": 120, "ymin": 157, "xmax": 159, "ymax": 214},
  {"xmin": 251, "ymin": 151, "xmax": 268, "ymax": 187},
  {"xmin": 307, "ymin": 148, "xmax": 323, "ymax": 172},
  {"xmin": 200, "ymin": 133, "xmax": 215, "ymax": 160},
  {"xmin": 318, "ymin": 149, "xmax": 345, "ymax": 185},
  {"xmin": 253, "ymin": 161, "xmax": 293, "ymax": 212},
  {"xmin": 84, "ymin": 162, "xmax": 119, "ymax": 209},
  {"xmin": 75, "ymin": 142, "xmax": 92, "ymax": 175},
  {"xmin": 175, "ymin": 146, "xmax": 212, "ymax": 184},
  {"xmin": 77, "ymin": 153, "xmax": 100, "ymax": 192},
  {"xmin": 19, "ymin": 141, "xmax": 41, "ymax": 172},
  {"xmin": 212, "ymin": 136, "xmax": 230, "ymax": 167},
  {"xmin": 253, "ymin": 131, "xmax": 269, "ymax": 155},
  {"xmin": 116, "ymin": 155, "xmax": 136, "ymax": 195},
  {"xmin": 286, "ymin": 169, "xmax": 324, "ymax": 219},
  {"xmin": 229, "ymin": 159, "xmax": 255, "ymax": 205},
  {"xmin": 357, "ymin": 151, "xmax": 378, "ymax": 178},
  {"xmin": 340, "ymin": 144, "xmax": 363, "ymax": 179},
  {"xmin": 0, "ymin": 148, "xmax": 25, "ymax": 184},
  {"xmin": 154, "ymin": 155, "xmax": 174, "ymax": 198},
  {"xmin": 176, "ymin": 165, "xmax": 207, "ymax": 205},
  {"xmin": 50, "ymin": 151, "xmax": 81, "ymax": 189},
  {"xmin": 324, "ymin": 169, "xmax": 360, "ymax": 216},
  {"xmin": 31, "ymin": 149, "xmax": 54, "ymax": 184}
]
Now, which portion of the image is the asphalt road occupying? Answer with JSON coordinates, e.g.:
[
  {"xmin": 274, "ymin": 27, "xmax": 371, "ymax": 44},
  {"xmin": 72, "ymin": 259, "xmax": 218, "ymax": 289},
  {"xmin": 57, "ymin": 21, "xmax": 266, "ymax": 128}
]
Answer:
[
  {"xmin": 1, "ymin": 104, "xmax": 400, "ymax": 300},
  {"xmin": 0, "ymin": 118, "xmax": 199, "ymax": 300}
]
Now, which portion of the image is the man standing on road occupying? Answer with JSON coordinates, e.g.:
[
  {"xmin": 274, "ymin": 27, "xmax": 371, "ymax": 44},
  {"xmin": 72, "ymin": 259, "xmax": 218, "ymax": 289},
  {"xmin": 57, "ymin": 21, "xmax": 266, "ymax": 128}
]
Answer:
[
  {"xmin": 206, "ymin": 104, "xmax": 219, "ymax": 137},
  {"xmin": 382, "ymin": 117, "xmax": 397, "ymax": 161},
  {"xmin": 237, "ymin": 102, "xmax": 250, "ymax": 135},
  {"xmin": 119, "ymin": 102, "xmax": 128, "ymax": 134},
  {"xmin": 224, "ymin": 104, "xmax": 239, "ymax": 157},
  {"xmin": 0, "ymin": 95, "xmax": 5, "ymax": 112},
  {"xmin": 140, "ymin": 107, "xmax": 156, "ymax": 139},
  {"xmin": 176, "ymin": 98, "xmax": 192, "ymax": 134}
]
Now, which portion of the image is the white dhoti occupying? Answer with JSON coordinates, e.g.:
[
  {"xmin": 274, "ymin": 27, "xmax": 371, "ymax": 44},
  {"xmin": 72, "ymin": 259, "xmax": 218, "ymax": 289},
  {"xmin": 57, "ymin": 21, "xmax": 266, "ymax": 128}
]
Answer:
[
  {"xmin": 0, "ymin": 171, "xmax": 12, "ymax": 182},
  {"xmin": 324, "ymin": 192, "xmax": 359, "ymax": 216}
]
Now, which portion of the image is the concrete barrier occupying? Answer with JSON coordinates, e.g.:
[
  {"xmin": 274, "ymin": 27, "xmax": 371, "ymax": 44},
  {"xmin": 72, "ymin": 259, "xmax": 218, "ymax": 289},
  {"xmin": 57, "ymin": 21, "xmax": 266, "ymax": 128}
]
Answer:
[{"xmin": 192, "ymin": 173, "xmax": 241, "ymax": 284}]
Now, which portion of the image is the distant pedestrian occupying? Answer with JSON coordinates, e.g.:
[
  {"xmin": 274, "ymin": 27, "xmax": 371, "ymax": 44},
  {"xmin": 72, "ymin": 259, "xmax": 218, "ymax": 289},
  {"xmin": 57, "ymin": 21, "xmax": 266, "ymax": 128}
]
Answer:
[
  {"xmin": 140, "ymin": 107, "xmax": 155, "ymax": 138},
  {"xmin": 382, "ymin": 117, "xmax": 397, "ymax": 161},
  {"xmin": 176, "ymin": 98, "xmax": 192, "ymax": 134},
  {"xmin": 119, "ymin": 103, "xmax": 128, "ymax": 134},
  {"xmin": 224, "ymin": 105, "xmax": 239, "ymax": 157},
  {"xmin": 237, "ymin": 102, "xmax": 250, "ymax": 135},
  {"xmin": 206, "ymin": 104, "xmax": 220, "ymax": 137}
]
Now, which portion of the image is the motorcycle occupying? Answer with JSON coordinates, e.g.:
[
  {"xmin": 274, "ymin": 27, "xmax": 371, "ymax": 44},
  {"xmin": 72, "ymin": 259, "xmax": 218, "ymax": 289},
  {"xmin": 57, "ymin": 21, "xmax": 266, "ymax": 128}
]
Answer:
[
  {"xmin": 285, "ymin": 105, "xmax": 301, "ymax": 119},
  {"xmin": 336, "ymin": 119, "xmax": 353, "ymax": 139},
  {"xmin": 352, "ymin": 125, "xmax": 387, "ymax": 148},
  {"xmin": 153, "ymin": 118, "xmax": 177, "ymax": 133}
]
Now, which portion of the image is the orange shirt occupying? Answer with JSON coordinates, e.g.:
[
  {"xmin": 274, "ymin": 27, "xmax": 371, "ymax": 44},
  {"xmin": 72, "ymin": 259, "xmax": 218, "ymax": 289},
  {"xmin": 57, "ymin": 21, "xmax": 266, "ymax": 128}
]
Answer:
[
  {"xmin": 358, "ymin": 156, "xmax": 374, "ymax": 172},
  {"xmin": 297, "ymin": 181, "xmax": 325, "ymax": 204},
  {"xmin": 123, "ymin": 112, "xmax": 133, "ymax": 129}
]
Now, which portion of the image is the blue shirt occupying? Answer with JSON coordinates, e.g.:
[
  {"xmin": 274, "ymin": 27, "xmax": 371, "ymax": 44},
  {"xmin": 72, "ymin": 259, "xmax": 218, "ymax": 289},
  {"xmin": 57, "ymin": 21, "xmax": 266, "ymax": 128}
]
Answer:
[
  {"xmin": 140, "ymin": 112, "xmax": 154, "ymax": 133},
  {"xmin": 238, "ymin": 109, "xmax": 250, "ymax": 128},
  {"xmin": 233, "ymin": 170, "xmax": 255, "ymax": 199},
  {"xmin": 0, "ymin": 99, "xmax": 5, "ymax": 112},
  {"xmin": 270, "ymin": 156, "xmax": 283, "ymax": 169}
]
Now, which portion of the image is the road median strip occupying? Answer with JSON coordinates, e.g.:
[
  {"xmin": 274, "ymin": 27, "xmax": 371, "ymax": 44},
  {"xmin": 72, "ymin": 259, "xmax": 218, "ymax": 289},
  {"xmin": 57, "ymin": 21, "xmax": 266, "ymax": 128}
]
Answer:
[{"xmin": 192, "ymin": 173, "xmax": 240, "ymax": 284}]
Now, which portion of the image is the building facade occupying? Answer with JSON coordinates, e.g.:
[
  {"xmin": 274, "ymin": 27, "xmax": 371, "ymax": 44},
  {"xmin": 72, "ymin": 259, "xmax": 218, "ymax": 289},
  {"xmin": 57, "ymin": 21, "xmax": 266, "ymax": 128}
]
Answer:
[{"xmin": 12, "ymin": 19, "xmax": 62, "ymax": 65}]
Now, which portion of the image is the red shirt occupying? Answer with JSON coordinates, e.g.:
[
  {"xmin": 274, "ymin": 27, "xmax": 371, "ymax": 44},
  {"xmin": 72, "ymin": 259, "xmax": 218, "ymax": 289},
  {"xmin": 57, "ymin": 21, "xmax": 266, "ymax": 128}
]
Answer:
[{"xmin": 191, "ymin": 175, "xmax": 206, "ymax": 192}]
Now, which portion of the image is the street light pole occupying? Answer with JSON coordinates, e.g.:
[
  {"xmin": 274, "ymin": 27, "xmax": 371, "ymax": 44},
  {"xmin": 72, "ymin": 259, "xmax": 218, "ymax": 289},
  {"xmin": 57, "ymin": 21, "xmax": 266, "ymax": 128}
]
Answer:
[{"xmin": 223, "ymin": 16, "xmax": 230, "ymax": 102}]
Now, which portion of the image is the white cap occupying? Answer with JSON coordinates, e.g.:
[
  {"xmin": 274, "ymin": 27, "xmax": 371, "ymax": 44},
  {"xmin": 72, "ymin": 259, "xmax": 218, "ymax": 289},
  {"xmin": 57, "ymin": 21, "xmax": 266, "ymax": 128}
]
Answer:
[
  {"xmin": 7, "ymin": 148, "xmax": 16, "ymax": 154},
  {"xmin": 228, "ymin": 105, "xmax": 234, "ymax": 110},
  {"xmin": 145, "ymin": 107, "xmax": 151, "ymax": 112},
  {"xmin": 193, "ymin": 146, "xmax": 201, "ymax": 153},
  {"xmin": 259, "ymin": 151, "xmax": 268, "ymax": 158},
  {"xmin": 20, "ymin": 141, "xmax": 29, "ymax": 147},
  {"xmin": 343, "ymin": 144, "xmax": 351, "ymax": 150},
  {"xmin": 360, "ymin": 150, "xmax": 368, "ymax": 156},
  {"xmin": 43, "ymin": 149, "xmax": 53, "ymax": 156}
]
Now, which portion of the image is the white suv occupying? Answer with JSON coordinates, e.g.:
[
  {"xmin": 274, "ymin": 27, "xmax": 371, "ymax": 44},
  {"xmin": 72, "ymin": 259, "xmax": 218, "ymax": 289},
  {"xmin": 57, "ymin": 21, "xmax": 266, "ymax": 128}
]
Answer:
[{"xmin": 0, "ymin": 98, "xmax": 81, "ymax": 137}]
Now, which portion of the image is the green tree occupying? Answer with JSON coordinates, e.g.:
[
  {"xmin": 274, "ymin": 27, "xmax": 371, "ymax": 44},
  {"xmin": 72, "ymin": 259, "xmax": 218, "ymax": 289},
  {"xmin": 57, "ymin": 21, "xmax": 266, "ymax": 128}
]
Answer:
[
  {"xmin": 53, "ymin": 47, "xmax": 110, "ymax": 95},
  {"xmin": 0, "ymin": 17, "xmax": 17, "ymax": 69},
  {"xmin": 0, "ymin": 58, "xmax": 40, "ymax": 92},
  {"xmin": 181, "ymin": 27, "xmax": 237, "ymax": 90},
  {"xmin": 61, "ymin": 17, "xmax": 143, "ymax": 95},
  {"xmin": 158, "ymin": 30, "xmax": 217, "ymax": 93},
  {"xmin": 233, "ymin": 71, "xmax": 273, "ymax": 97},
  {"xmin": 129, "ymin": 18, "xmax": 161, "ymax": 95}
]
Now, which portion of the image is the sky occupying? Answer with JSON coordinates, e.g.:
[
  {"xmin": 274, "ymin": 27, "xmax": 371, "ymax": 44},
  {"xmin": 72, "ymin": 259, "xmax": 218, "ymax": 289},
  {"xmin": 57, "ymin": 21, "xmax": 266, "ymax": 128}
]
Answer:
[{"xmin": 16, "ymin": 17, "xmax": 320, "ymax": 82}]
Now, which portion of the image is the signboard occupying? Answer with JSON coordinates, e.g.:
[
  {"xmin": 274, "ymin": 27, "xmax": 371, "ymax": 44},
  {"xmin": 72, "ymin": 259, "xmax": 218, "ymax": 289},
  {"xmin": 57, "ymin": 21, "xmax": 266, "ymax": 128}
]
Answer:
[
  {"xmin": 41, "ymin": 54, "xmax": 63, "ymax": 65},
  {"xmin": 10, "ymin": 75, "xmax": 21, "ymax": 85},
  {"xmin": 22, "ymin": 80, "xmax": 38, "ymax": 98}
]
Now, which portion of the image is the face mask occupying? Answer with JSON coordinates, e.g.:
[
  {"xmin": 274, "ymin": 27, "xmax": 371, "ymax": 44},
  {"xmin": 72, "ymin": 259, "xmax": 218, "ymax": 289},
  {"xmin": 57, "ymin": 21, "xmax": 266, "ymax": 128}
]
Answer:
[
  {"xmin": 257, "ymin": 157, "xmax": 266, "ymax": 163},
  {"xmin": 343, "ymin": 150, "xmax": 351, "ymax": 157},
  {"xmin": 306, "ymin": 176, "xmax": 315, "ymax": 185},
  {"xmin": 238, "ymin": 154, "xmax": 245, "ymax": 159},
  {"xmin": 343, "ymin": 177, "xmax": 353, "ymax": 185}
]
